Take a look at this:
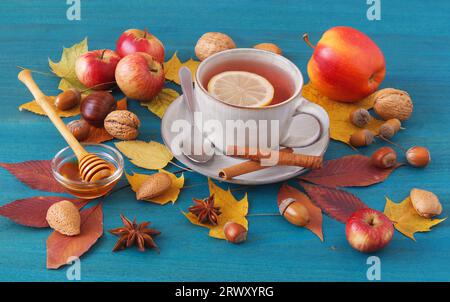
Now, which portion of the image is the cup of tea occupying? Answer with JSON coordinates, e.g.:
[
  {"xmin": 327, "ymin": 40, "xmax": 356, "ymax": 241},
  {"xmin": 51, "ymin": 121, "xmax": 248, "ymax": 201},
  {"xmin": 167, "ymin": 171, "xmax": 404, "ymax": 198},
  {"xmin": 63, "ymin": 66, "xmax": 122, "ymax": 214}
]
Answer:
[{"xmin": 193, "ymin": 48, "xmax": 329, "ymax": 151}]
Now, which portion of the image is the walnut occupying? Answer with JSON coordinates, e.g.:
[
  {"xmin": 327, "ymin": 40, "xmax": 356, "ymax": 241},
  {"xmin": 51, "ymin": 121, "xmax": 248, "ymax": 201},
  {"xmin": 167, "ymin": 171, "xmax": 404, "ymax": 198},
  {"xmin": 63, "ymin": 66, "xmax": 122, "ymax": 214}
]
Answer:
[
  {"xmin": 253, "ymin": 43, "xmax": 282, "ymax": 55},
  {"xmin": 195, "ymin": 32, "xmax": 236, "ymax": 61},
  {"xmin": 104, "ymin": 110, "xmax": 140, "ymax": 140},
  {"xmin": 372, "ymin": 88, "xmax": 413, "ymax": 121}
]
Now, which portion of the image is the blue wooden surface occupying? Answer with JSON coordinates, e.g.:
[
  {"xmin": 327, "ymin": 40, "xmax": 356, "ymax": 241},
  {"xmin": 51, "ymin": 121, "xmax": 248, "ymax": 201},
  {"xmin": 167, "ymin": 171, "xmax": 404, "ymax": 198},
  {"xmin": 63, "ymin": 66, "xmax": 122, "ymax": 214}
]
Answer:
[{"xmin": 0, "ymin": 0, "xmax": 449, "ymax": 281}]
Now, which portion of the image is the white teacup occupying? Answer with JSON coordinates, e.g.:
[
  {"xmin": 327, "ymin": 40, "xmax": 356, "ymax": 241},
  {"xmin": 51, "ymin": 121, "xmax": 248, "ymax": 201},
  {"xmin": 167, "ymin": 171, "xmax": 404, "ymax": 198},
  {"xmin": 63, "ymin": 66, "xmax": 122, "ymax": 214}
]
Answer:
[{"xmin": 193, "ymin": 48, "xmax": 329, "ymax": 151}]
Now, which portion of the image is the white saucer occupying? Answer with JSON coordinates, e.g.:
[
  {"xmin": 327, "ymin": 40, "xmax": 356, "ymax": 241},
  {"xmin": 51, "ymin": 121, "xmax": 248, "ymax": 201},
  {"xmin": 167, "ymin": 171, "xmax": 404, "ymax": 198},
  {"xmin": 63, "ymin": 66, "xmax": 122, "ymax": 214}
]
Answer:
[{"xmin": 161, "ymin": 95, "xmax": 329, "ymax": 185}]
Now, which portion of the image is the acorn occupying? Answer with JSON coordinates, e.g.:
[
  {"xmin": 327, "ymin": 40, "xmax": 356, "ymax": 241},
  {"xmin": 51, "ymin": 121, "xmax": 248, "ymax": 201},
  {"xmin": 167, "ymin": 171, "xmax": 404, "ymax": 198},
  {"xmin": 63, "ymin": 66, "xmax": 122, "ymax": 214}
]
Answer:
[
  {"xmin": 278, "ymin": 197, "xmax": 310, "ymax": 227},
  {"xmin": 54, "ymin": 89, "xmax": 81, "ymax": 111},
  {"xmin": 349, "ymin": 129, "xmax": 374, "ymax": 147}
]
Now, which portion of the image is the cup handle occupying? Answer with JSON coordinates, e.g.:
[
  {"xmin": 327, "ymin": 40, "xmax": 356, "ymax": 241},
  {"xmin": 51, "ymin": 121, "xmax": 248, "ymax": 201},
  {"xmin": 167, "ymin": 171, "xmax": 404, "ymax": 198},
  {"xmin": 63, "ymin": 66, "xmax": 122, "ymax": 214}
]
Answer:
[{"xmin": 280, "ymin": 97, "xmax": 330, "ymax": 148}]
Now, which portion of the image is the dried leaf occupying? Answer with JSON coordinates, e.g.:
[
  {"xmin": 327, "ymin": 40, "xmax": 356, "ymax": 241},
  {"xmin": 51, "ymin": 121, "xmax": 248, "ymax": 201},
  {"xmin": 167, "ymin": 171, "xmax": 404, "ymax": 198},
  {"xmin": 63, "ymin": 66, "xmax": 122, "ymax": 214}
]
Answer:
[
  {"xmin": 302, "ymin": 83, "xmax": 384, "ymax": 145},
  {"xmin": 384, "ymin": 196, "xmax": 446, "ymax": 241},
  {"xmin": 0, "ymin": 160, "xmax": 65, "ymax": 192},
  {"xmin": 0, "ymin": 196, "xmax": 88, "ymax": 228},
  {"xmin": 126, "ymin": 170, "xmax": 184, "ymax": 205},
  {"xmin": 81, "ymin": 98, "xmax": 127, "ymax": 143},
  {"xmin": 48, "ymin": 37, "xmax": 89, "ymax": 93},
  {"xmin": 278, "ymin": 184, "xmax": 324, "ymax": 241},
  {"xmin": 115, "ymin": 140, "xmax": 173, "ymax": 170},
  {"xmin": 47, "ymin": 203, "xmax": 103, "ymax": 269},
  {"xmin": 183, "ymin": 178, "xmax": 249, "ymax": 240},
  {"xmin": 299, "ymin": 154, "xmax": 399, "ymax": 188},
  {"xmin": 140, "ymin": 88, "xmax": 180, "ymax": 118},
  {"xmin": 19, "ymin": 95, "xmax": 81, "ymax": 117},
  {"xmin": 164, "ymin": 52, "xmax": 200, "ymax": 85},
  {"xmin": 300, "ymin": 182, "xmax": 368, "ymax": 223}
]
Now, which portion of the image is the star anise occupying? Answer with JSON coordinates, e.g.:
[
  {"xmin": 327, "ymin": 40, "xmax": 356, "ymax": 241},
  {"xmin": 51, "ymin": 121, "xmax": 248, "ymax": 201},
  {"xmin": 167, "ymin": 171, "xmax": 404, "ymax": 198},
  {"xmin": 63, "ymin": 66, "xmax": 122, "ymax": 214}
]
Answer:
[
  {"xmin": 188, "ymin": 194, "xmax": 221, "ymax": 225},
  {"xmin": 109, "ymin": 214, "xmax": 161, "ymax": 253}
]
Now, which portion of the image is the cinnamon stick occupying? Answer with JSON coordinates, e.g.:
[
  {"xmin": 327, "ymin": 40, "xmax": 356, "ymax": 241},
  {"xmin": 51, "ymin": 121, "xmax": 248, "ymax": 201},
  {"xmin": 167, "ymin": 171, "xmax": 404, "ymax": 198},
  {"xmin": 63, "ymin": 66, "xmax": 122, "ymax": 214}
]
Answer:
[
  {"xmin": 219, "ymin": 148, "xmax": 294, "ymax": 180},
  {"xmin": 226, "ymin": 145, "xmax": 323, "ymax": 170}
]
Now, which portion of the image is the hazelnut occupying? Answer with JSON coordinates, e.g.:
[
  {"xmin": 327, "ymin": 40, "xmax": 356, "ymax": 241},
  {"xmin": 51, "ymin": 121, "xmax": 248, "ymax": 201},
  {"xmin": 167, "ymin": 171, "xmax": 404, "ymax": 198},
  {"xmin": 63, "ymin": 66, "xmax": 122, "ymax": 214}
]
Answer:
[
  {"xmin": 54, "ymin": 89, "xmax": 81, "ymax": 111},
  {"xmin": 81, "ymin": 91, "xmax": 116, "ymax": 127},
  {"xmin": 253, "ymin": 43, "xmax": 282, "ymax": 55},
  {"xmin": 371, "ymin": 147, "xmax": 397, "ymax": 169},
  {"xmin": 410, "ymin": 188, "xmax": 442, "ymax": 218},
  {"xmin": 46, "ymin": 200, "xmax": 81, "ymax": 236},
  {"xmin": 104, "ymin": 110, "xmax": 141, "ymax": 140},
  {"xmin": 223, "ymin": 222, "xmax": 247, "ymax": 244},
  {"xmin": 136, "ymin": 172, "xmax": 172, "ymax": 200},
  {"xmin": 349, "ymin": 129, "xmax": 374, "ymax": 147},
  {"xmin": 406, "ymin": 146, "xmax": 430, "ymax": 168},
  {"xmin": 278, "ymin": 198, "xmax": 310, "ymax": 227},
  {"xmin": 372, "ymin": 88, "xmax": 413, "ymax": 121},
  {"xmin": 67, "ymin": 119, "xmax": 91, "ymax": 141},
  {"xmin": 195, "ymin": 32, "xmax": 236, "ymax": 61},
  {"xmin": 349, "ymin": 108, "xmax": 371, "ymax": 128},
  {"xmin": 379, "ymin": 118, "xmax": 401, "ymax": 139}
]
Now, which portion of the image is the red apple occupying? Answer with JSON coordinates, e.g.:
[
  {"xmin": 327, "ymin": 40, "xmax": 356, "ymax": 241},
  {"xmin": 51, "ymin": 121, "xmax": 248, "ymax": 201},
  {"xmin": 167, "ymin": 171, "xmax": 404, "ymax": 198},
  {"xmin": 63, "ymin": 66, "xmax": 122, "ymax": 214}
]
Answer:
[
  {"xmin": 115, "ymin": 52, "xmax": 164, "ymax": 101},
  {"xmin": 116, "ymin": 29, "xmax": 165, "ymax": 63},
  {"xmin": 346, "ymin": 208, "xmax": 394, "ymax": 253},
  {"xmin": 304, "ymin": 26, "xmax": 386, "ymax": 102},
  {"xmin": 75, "ymin": 49, "xmax": 120, "ymax": 90}
]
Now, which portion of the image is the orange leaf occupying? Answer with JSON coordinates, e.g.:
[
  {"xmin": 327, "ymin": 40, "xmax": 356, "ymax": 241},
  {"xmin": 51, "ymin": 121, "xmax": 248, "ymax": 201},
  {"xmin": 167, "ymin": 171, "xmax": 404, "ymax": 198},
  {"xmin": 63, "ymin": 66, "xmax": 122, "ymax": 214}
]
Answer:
[
  {"xmin": 278, "ymin": 184, "xmax": 324, "ymax": 241},
  {"xmin": 81, "ymin": 98, "xmax": 127, "ymax": 144},
  {"xmin": 0, "ymin": 197, "xmax": 89, "ymax": 228},
  {"xmin": 46, "ymin": 203, "xmax": 103, "ymax": 269},
  {"xmin": 0, "ymin": 160, "xmax": 66, "ymax": 192}
]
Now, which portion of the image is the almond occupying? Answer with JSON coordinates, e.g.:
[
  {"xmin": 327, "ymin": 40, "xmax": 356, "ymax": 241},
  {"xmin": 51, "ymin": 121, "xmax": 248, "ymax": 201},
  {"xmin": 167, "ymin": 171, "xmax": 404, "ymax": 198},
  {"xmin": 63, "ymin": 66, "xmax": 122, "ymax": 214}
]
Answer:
[
  {"xmin": 136, "ymin": 172, "xmax": 172, "ymax": 200},
  {"xmin": 46, "ymin": 200, "xmax": 81, "ymax": 236},
  {"xmin": 410, "ymin": 188, "xmax": 442, "ymax": 218}
]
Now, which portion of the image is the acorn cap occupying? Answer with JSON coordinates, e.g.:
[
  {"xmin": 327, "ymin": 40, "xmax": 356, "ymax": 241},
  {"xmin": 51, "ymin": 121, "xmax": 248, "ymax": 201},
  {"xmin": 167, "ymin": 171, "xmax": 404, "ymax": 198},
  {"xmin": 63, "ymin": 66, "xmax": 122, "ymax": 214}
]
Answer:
[
  {"xmin": 46, "ymin": 200, "xmax": 81, "ymax": 236},
  {"xmin": 278, "ymin": 197, "xmax": 296, "ymax": 215}
]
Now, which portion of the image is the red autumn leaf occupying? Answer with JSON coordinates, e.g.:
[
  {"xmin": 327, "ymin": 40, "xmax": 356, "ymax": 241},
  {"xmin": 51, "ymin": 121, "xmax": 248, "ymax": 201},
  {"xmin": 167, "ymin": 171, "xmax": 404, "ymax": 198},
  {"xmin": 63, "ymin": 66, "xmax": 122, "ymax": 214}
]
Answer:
[
  {"xmin": 47, "ymin": 203, "xmax": 103, "ymax": 269},
  {"xmin": 299, "ymin": 154, "xmax": 399, "ymax": 188},
  {"xmin": 278, "ymin": 184, "xmax": 324, "ymax": 241},
  {"xmin": 0, "ymin": 196, "xmax": 89, "ymax": 228},
  {"xmin": 81, "ymin": 97, "xmax": 128, "ymax": 144},
  {"xmin": 300, "ymin": 181, "xmax": 368, "ymax": 223},
  {"xmin": 0, "ymin": 160, "xmax": 66, "ymax": 193}
]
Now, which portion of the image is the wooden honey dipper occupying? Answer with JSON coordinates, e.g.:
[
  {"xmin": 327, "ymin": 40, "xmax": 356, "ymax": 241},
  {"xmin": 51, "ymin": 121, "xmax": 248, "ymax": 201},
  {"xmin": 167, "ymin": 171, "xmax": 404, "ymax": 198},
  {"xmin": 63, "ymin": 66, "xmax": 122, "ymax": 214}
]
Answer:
[{"xmin": 18, "ymin": 69, "xmax": 113, "ymax": 182}]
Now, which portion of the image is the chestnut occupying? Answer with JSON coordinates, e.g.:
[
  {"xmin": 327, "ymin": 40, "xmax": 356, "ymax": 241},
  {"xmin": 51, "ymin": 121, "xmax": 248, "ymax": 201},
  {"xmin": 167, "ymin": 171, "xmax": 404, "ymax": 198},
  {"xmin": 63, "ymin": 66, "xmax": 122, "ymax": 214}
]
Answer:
[
  {"xmin": 80, "ymin": 91, "xmax": 116, "ymax": 127},
  {"xmin": 223, "ymin": 222, "xmax": 247, "ymax": 244}
]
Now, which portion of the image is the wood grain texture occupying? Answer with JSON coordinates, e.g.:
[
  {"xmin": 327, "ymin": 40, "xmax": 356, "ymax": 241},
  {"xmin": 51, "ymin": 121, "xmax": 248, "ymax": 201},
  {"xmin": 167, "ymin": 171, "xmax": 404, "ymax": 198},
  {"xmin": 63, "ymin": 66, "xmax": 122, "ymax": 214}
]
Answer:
[{"xmin": 0, "ymin": 0, "xmax": 449, "ymax": 281}]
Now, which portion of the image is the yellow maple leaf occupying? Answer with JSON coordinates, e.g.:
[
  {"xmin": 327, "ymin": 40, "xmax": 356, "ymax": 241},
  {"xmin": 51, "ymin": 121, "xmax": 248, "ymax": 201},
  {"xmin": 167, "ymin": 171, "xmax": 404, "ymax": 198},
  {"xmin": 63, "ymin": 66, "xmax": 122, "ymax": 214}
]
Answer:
[
  {"xmin": 115, "ymin": 140, "xmax": 173, "ymax": 170},
  {"xmin": 125, "ymin": 170, "xmax": 184, "ymax": 205},
  {"xmin": 183, "ymin": 178, "xmax": 249, "ymax": 240},
  {"xmin": 19, "ymin": 95, "xmax": 80, "ymax": 117},
  {"xmin": 302, "ymin": 83, "xmax": 385, "ymax": 145},
  {"xmin": 48, "ymin": 38, "xmax": 89, "ymax": 92},
  {"xmin": 140, "ymin": 88, "xmax": 180, "ymax": 118},
  {"xmin": 164, "ymin": 52, "xmax": 200, "ymax": 85},
  {"xmin": 384, "ymin": 196, "xmax": 446, "ymax": 241}
]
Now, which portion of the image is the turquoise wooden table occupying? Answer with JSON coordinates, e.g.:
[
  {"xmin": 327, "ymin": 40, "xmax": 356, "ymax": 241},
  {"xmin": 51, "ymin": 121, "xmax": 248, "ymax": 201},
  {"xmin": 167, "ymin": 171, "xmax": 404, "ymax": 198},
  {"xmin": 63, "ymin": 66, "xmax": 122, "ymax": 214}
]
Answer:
[{"xmin": 0, "ymin": 0, "xmax": 449, "ymax": 282}]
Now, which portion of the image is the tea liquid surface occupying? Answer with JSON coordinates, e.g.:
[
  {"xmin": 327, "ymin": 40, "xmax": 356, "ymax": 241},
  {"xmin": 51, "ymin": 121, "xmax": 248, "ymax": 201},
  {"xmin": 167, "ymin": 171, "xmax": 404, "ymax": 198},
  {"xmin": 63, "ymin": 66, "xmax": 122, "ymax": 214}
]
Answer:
[{"xmin": 203, "ymin": 59, "xmax": 295, "ymax": 105}]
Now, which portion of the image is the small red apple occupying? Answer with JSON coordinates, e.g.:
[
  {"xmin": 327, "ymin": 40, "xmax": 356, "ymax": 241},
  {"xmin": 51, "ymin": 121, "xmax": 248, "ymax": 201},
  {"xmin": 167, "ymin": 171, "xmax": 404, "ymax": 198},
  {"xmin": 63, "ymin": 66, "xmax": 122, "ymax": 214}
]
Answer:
[
  {"xmin": 75, "ymin": 49, "xmax": 120, "ymax": 90},
  {"xmin": 116, "ymin": 29, "xmax": 165, "ymax": 63},
  {"xmin": 115, "ymin": 52, "xmax": 164, "ymax": 101},
  {"xmin": 304, "ymin": 26, "xmax": 386, "ymax": 102},
  {"xmin": 346, "ymin": 208, "xmax": 394, "ymax": 253}
]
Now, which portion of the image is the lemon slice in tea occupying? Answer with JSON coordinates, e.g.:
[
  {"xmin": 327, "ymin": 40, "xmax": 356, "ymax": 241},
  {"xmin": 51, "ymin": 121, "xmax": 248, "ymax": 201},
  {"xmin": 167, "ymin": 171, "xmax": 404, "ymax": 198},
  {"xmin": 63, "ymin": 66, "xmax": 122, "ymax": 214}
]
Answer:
[{"xmin": 207, "ymin": 71, "xmax": 274, "ymax": 107}]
